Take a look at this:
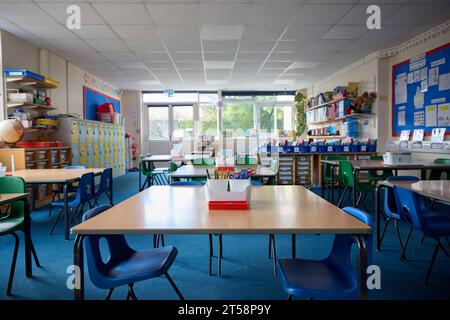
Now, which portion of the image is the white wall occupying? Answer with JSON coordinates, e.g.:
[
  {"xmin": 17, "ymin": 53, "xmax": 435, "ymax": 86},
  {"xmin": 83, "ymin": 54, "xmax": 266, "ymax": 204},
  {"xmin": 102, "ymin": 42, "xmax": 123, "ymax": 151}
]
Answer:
[
  {"xmin": 121, "ymin": 90, "xmax": 141, "ymax": 167},
  {"xmin": 1, "ymin": 31, "xmax": 39, "ymax": 72}
]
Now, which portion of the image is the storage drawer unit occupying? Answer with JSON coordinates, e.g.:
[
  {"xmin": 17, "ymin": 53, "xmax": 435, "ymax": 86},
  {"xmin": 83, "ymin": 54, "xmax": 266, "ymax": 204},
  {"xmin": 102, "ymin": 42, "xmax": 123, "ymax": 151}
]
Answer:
[
  {"xmin": 277, "ymin": 155, "xmax": 294, "ymax": 185},
  {"xmin": 295, "ymin": 155, "xmax": 313, "ymax": 186}
]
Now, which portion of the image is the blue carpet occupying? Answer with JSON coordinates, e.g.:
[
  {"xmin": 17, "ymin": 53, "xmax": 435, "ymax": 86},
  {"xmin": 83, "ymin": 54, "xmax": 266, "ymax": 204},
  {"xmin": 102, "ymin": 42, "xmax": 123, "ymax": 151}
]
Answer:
[{"xmin": 1, "ymin": 172, "xmax": 449, "ymax": 300}]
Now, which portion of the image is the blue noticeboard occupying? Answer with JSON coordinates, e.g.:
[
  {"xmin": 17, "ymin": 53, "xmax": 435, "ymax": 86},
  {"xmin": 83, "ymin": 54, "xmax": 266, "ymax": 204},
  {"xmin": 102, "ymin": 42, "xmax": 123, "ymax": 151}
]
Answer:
[
  {"xmin": 83, "ymin": 86, "xmax": 121, "ymax": 121},
  {"xmin": 392, "ymin": 43, "xmax": 450, "ymax": 136}
]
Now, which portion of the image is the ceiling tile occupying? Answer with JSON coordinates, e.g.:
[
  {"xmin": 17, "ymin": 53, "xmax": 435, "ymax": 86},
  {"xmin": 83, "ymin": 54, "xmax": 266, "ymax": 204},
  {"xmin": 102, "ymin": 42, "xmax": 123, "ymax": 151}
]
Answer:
[
  {"xmin": 126, "ymin": 40, "xmax": 165, "ymax": 52},
  {"xmin": 204, "ymin": 52, "xmax": 236, "ymax": 61},
  {"xmin": 384, "ymin": 4, "xmax": 450, "ymax": 25},
  {"xmin": 282, "ymin": 25, "xmax": 331, "ymax": 41},
  {"xmin": 360, "ymin": 25, "xmax": 413, "ymax": 40},
  {"xmin": 45, "ymin": 39, "xmax": 93, "ymax": 52},
  {"xmin": 202, "ymin": 40, "xmax": 239, "ymax": 52},
  {"xmin": 293, "ymin": 4, "xmax": 352, "ymax": 25},
  {"xmin": 146, "ymin": 3, "xmax": 198, "ymax": 25},
  {"xmin": 176, "ymin": 61, "xmax": 204, "ymax": 69},
  {"xmin": 268, "ymin": 52, "xmax": 299, "ymax": 61},
  {"xmin": 99, "ymin": 51, "xmax": 140, "ymax": 62},
  {"xmin": 135, "ymin": 52, "xmax": 170, "ymax": 61},
  {"xmin": 200, "ymin": 25, "xmax": 244, "ymax": 40},
  {"xmin": 146, "ymin": 61, "xmax": 175, "ymax": 69},
  {"xmin": 171, "ymin": 52, "xmax": 203, "ymax": 61},
  {"xmin": 114, "ymin": 62, "xmax": 148, "ymax": 70},
  {"xmin": 165, "ymin": 41, "xmax": 201, "ymax": 51},
  {"xmin": 92, "ymin": 3, "xmax": 153, "ymax": 25},
  {"xmin": 234, "ymin": 61, "xmax": 264, "ymax": 69},
  {"xmin": 341, "ymin": 39, "xmax": 391, "ymax": 52},
  {"xmin": 322, "ymin": 26, "xmax": 367, "ymax": 40},
  {"xmin": 0, "ymin": 3, "xmax": 57, "ymax": 24},
  {"xmin": 110, "ymin": 25, "xmax": 159, "ymax": 41},
  {"xmin": 205, "ymin": 61, "xmax": 234, "ymax": 69},
  {"xmin": 263, "ymin": 61, "xmax": 293, "ymax": 68},
  {"xmin": 37, "ymin": 2, "xmax": 105, "ymax": 25},
  {"xmin": 296, "ymin": 51, "xmax": 338, "ymax": 61},
  {"xmin": 73, "ymin": 25, "xmax": 118, "ymax": 40},
  {"xmin": 247, "ymin": 3, "xmax": 300, "ymax": 26},
  {"xmin": 242, "ymin": 25, "xmax": 285, "ymax": 40},
  {"xmin": 239, "ymin": 40, "xmax": 276, "ymax": 51},
  {"xmin": 158, "ymin": 25, "xmax": 200, "ymax": 41},
  {"xmin": 199, "ymin": 3, "xmax": 250, "ymax": 25},
  {"xmin": 289, "ymin": 61, "xmax": 322, "ymax": 69},
  {"xmin": 20, "ymin": 24, "xmax": 77, "ymax": 40},
  {"xmin": 302, "ymin": 40, "xmax": 353, "ymax": 51},
  {"xmin": 236, "ymin": 52, "xmax": 269, "ymax": 61},
  {"xmin": 86, "ymin": 40, "xmax": 130, "ymax": 52}
]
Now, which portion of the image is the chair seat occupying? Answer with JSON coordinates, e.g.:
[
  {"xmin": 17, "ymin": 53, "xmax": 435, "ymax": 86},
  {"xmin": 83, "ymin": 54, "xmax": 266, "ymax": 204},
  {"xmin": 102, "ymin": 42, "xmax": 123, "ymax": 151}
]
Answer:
[
  {"xmin": 277, "ymin": 258, "xmax": 357, "ymax": 299},
  {"xmin": 99, "ymin": 246, "xmax": 178, "ymax": 288},
  {"xmin": 51, "ymin": 197, "xmax": 80, "ymax": 208},
  {"xmin": 0, "ymin": 217, "xmax": 23, "ymax": 235},
  {"xmin": 251, "ymin": 180, "xmax": 263, "ymax": 186}
]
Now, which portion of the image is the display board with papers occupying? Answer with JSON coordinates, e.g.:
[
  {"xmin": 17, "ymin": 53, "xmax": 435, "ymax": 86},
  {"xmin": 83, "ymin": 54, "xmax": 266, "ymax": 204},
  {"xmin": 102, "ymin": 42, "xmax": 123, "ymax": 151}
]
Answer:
[{"xmin": 392, "ymin": 43, "xmax": 450, "ymax": 136}]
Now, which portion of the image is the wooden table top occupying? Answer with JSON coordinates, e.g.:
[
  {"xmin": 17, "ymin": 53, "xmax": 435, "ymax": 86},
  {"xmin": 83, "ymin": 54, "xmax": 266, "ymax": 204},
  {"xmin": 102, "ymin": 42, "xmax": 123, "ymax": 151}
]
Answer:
[
  {"xmin": 72, "ymin": 186, "xmax": 371, "ymax": 235},
  {"xmin": 378, "ymin": 180, "xmax": 450, "ymax": 203},
  {"xmin": 0, "ymin": 193, "xmax": 29, "ymax": 206},
  {"xmin": 321, "ymin": 159, "xmax": 450, "ymax": 170},
  {"xmin": 170, "ymin": 165, "xmax": 275, "ymax": 179},
  {"xmin": 11, "ymin": 169, "xmax": 104, "ymax": 184}
]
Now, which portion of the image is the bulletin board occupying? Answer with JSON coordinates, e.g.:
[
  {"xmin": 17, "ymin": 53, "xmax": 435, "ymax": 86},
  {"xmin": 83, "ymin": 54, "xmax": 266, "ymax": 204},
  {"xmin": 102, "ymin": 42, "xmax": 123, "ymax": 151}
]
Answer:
[
  {"xmin": 392, "ymin": 42, "xmax": 450, "ymax": 136},
  {"xmin": 83, "ymin": 86, "xmax": 121, "ymax": 121}
]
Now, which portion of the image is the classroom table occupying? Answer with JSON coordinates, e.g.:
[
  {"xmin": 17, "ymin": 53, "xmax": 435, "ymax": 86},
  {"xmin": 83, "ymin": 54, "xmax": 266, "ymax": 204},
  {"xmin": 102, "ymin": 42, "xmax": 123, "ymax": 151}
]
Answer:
[
  {"xmin": 320, "ymin": 159, "xmax": 450, "ymax": 206},
  {"xmin": 71, "ymin": 185, "xmax": 372, "ymax": 300},
  {"xmin": 0, "ymin": 193, "xmax": 33, "ymax": 276},
  {"xmin": 169, "ymin": 165, "xmax": 276, "ymax": 180},
  {"xmin": 12, "ymin": 169, "xmax": 104, "ymax": 240},
  {"xmin": 375, "ymin": 180, "xmax": 450, "ymax": 251}
]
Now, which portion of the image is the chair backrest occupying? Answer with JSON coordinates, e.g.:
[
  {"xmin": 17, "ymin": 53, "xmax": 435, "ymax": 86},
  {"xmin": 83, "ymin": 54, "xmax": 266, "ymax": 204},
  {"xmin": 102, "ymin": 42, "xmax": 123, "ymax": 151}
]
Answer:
[
  {"xmin": 428, "ymin": 158, "xmax": 450, "ymax": 180},
  {"xmin": 0, "ymin": 176, "xmax": 26, "ymax": 220},
  {"xmin": 393, "ymin": 186, "xmax": 430, "ymax": 234},
  {"xmin": 77, "ymin": 172, "xmax": 95, "ymax": 202},
  {"xmin": 82, "ymin": 205, "xmax": 133, "ymax": 288},
  {"xmin": 192, "ymin": 157, "xmax": 215, "ymax": 166},
  {"xmin": 98, "ymin": 168, "xmax": 113, "ymax": 195},
  {"xmin": 384, "ymin": 176, "xmax": 420, "ymax": 216},
  {"xmin": 170, "ymin": 181, "xmax": 203, "ymax": 186},
  {"xmin": 327, "ymin": 207, "xmax": 373, "ymax": 270},
  {"xmin": 168, "ymin": 161, "xmax": 178, "ymax": 173},
  {"xmin": 324, "ymin": 155, "xmax": 348, "ymax": 180},
  {"xmin": 64, "ymin": 165, "xmax": 86, "ymax": 169},
  {"xmin": 338, "ymin": 160, "xmax": 354, "ymax": 187}
]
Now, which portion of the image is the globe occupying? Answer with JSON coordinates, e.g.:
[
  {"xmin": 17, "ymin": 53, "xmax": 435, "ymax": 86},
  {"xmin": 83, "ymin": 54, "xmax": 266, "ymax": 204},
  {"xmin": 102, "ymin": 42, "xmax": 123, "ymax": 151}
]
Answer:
[{"xmin": 0, "ymin": 119, "xmax": 24, "ymax": 144}]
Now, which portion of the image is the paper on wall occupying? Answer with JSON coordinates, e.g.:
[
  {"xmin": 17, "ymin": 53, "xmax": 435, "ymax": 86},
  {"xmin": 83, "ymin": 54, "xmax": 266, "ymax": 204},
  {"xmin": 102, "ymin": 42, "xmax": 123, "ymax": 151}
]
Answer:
[
  {"xmin": 429, "ymin": 67, "xmax": 439, "ymax": 86},
  {"xmin": 439, "ymin": 72, "xmax": 450, "ymax": 91},
  {"xmin": 425, "ymin": 105, "xmax": 437, "ymax": 127},
  {"xmin": 421, "ymin": 80, "xmax": 428, "ymax": 93},
  {"xmin": 398, "ymin": 109, "xmax": 406, "ymax": 126},
  {"xmin": 414, "ymin": 110, "xmax": 424, "ymax": 126},
  {"xmin": 395, "ymin": 74, "xmax": 407, "ymax": 104},
  {"xmin": 408, "ymin": 72, "xmax": 414, "ymax": 84},
  {"xmin": 413, "ymin": 86, "xmax": 424, "ymax": 109},
  {"xmin": 438, "ymin": 103, "xmax": 450, "ymax": 126},
  {"xmin": 414, "ymin": 70, "xmax": 421, "ymax": 82},
  {"xmin": 420, "ymin": 67, "xmax": 427, "ymax": 81}
]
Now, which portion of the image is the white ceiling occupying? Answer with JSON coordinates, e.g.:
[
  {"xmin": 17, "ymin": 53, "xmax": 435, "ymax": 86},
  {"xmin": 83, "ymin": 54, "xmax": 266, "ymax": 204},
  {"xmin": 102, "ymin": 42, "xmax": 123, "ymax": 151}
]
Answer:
[{"xmin": 0, "ymin": 1, "xmax": 449, "ymax": 91}]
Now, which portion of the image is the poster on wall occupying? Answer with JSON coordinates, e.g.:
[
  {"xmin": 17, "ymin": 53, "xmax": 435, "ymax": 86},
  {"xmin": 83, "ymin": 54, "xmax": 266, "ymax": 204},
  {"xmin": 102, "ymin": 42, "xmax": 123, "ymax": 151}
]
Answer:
[
  {"xmin": 82, "ymin": 72, "xmax": 121, "ymax": 121},
  {"xmin": 392, "ymin": 43, "xmax": 450, "ymax": 136}
]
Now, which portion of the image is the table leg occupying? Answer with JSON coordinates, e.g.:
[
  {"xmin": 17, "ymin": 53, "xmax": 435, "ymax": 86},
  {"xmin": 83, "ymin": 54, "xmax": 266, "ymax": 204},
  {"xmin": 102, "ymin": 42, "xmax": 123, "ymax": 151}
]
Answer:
[
  {"xmin": 110, "ymin": 178, "xmax": 114, "ymax": 206},
  {"xmin": 353, "ymin": 168, "xmax": 358, "ymax": 207},
  {"xmin": 23, "ymin": 198, "xmax": 32, "ymax": 277},
  {"xmin": 30, "ymin": 183, "xmax": 36, "ymax": 211},
  {"xmin": 74, "ymin": 234, "xmax": 85, "ymax": 300},
  {"xmin": 375, "ymin": 184, "xmax": 382, "ymax": 251},
  {"xmin": 330, "ymin": 164, "xmax": 335, "ymax": 204},
  {"xmin": 291, "ymin": 234, "xmax": 296, "ymax": 258},
  {"xmin": 63, "ymin": 183, "xmax": 69, "ymax": 241},
  {"xmin": 354, "ymin": 235, "xmax": 368, "ymax": 299},
  {"xmin": 321, "ymin": 160, "xmax": 325, "ymax": 199},
  {"xmin": 421, "ymin": 169, "xmax": 426, "ymax": 180},
  {"xmin": 138, "ymin": 161, "xmax": 142, "ymax": 191}
]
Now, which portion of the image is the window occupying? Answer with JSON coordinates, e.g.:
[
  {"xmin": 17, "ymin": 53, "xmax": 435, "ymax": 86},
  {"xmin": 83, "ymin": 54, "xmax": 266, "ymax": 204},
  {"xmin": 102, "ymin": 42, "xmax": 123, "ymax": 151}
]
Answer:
[
  {"xmin": 222, "ymin": 102, "xmax": 254, "ymax": 135},
  {"xmin": 199, "ymin": 104, "xmax": 217, "ymax": 135},
  {"xmin": 173, "ymin": 105, "xmax": 194, "ymax": 139},
  {"xmin": 148, "ymin": 106, "xmax": 169, "ymax": 139}
]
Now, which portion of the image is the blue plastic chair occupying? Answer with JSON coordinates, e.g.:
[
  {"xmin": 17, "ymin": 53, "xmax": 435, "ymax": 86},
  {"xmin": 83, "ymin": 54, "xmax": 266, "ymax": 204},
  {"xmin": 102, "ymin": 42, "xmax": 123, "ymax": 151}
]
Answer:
[
  {"xmin": 51, "ymin": 165, "xmax": 87, "ymax": 206},
  {"xmin": 393, "ymin": 186, "xmax": 450, "ymax": 283},
  {"xmin": 49, "ymin": 172, "xmax": 95, "ymax": 235},
  {"xmin": 251, "ymin": 180, "xmax": 263, "ymax": 186},
  {"xmin": 379, "ymin": 176, "xmax": 419, "ymax": 254},
  {"xmin": 95, "ymin": 168, "xmax": 113, "ymax": 206},
  {"xmin": 82, "ymin": 205, "xmax": 184, "ymax": 300},
  {"xmin": 276, "ymin": 207, "xmax": 373, "ymax": 300}
]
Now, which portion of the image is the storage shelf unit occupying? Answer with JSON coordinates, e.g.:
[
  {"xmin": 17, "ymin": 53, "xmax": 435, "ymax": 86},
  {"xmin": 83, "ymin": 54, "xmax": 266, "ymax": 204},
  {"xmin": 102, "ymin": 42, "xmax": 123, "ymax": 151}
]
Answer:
[
  {"xmin": 306, "ymin": 97, "xmax": 354, "ymax": 111},
  {"xmin": 23, "ymin": 146, "xmax": 72, "ymax": 207},
  {"xmin": 5, "ymin": 75, "xmax": 58, "ymax": 89},
  {"xmin": 306, "ymin": 113, "xmax": 376, "ymax": 126},
  {"xmin": 52, "ymin": 118, "xmax": 126, "ymax": 177},
  {"xmin": 7, "ymin": 101, "xmax": 57, "ymax": 111}
]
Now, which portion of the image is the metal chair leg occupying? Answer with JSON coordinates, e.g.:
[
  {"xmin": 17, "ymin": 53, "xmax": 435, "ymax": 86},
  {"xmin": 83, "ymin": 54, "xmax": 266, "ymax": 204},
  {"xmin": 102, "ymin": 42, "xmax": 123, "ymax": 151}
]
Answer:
[
  {"xmin": 105, "ymin": 288, "xmax": 114, "ymax": 300},
  {"xmin": 379, "ymin": 217, "xmax": 391, "ymax": 249},
  {"xmin": 7, "ymin": 232, "xmax": 20, "ymax": 296},
  {"xmin": 165, "ymin": 272, "xmax": 185, "ymax": 300},
  {"xmin": 208, "ymin": 234, "xmax": 213, "ymax": 276},
  {"xmin": 336, "ymin": 187, "xmax": 348, "ymax": 208},
  {"xmin": 218, "ymin": 234, "xmax": 223, "ymax": 277},
  {"xmin": 49, "ymin": 208, "xmax": 63, "ymax": 235},
  {"xmin": 287, "ymin": 294, "xmax": 293, "ymax": 300},
  {"xmin": 127, "ymin": 283, "xmax": 138, "ymax": 300},
  {"xmin": 394, "ymin": 220, "xmax": 404, "ymax": 252},
  {"xmin": 400, "ymin": 226, "xmax": 413, "ymax": 261},
  {"xmin": 268, "ymin": 234, "xmax": 272, "ymax": 259},
  {"xmin": 425, "ymin": 240, "xmax": 441, "ymax": 284},
  {"xmin": 270, "ymin": 234, "xmax": 277, "ymax": 277}
]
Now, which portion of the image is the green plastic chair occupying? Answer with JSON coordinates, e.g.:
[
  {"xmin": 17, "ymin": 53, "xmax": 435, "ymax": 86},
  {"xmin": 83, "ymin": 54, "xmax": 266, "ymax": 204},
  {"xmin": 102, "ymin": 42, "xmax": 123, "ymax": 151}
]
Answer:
[
  {"xmin": 368, "ymin": 155, "xmax": 394, "ymax": 181},
  {"xmin": 322, "ymin": 155, "xmax": 349, "ymax": 200},
  {"xmin": 0, "ymin": 177, "xmax": 40, "ymax": 296},
  {"xmin": 428, "ymin": 158, "xmax": 450, "ymax": 180},
  {"xmin": 140, "ymin": 160, "xmax": 168, "ymax": 190},
  {"xmin": 337, "ymin": 160, "xmax": 375, "ymax": 211}
]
